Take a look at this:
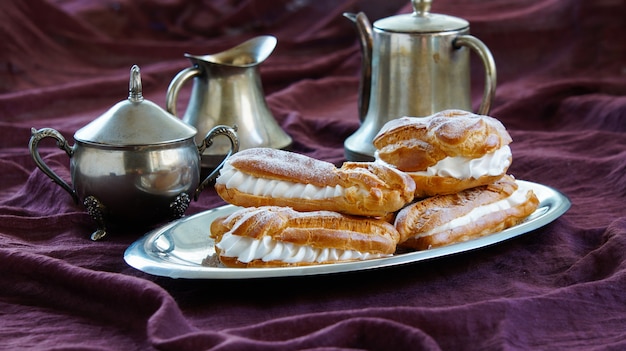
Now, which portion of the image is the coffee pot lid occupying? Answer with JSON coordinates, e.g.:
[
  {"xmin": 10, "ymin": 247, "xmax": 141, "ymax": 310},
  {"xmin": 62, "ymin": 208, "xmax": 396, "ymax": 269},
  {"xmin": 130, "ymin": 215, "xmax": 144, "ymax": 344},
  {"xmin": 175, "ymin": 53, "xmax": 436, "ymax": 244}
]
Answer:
[
  {"xmin": 74, "ymin": 65, "xmax": 197, "ymax": 146},
  {"xmin": 375, "ymin": 0, "xmax": 469, "ymax": 33}
]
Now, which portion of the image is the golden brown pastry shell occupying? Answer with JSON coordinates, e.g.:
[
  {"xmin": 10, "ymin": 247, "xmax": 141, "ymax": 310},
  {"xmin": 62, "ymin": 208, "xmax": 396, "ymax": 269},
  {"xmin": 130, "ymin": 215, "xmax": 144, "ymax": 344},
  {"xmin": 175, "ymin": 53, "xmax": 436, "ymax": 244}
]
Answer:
[
  {"xmin": 215, "ymin": 149, "xmax": 415, "ymax": 217},
  {"xmin": 210, "ymin": 206, "xmax": 401, "ymax": 268},
  {"xmin": 373, "ymin": 110, "xmax": 512, "ymax": 172},
  {"xmin": 409, "ymin": 172, "xmax": 507, "ymax": 198},
  {"xmin": 395, "ymin": 175, "xmax": 539, "ymax": 250}
]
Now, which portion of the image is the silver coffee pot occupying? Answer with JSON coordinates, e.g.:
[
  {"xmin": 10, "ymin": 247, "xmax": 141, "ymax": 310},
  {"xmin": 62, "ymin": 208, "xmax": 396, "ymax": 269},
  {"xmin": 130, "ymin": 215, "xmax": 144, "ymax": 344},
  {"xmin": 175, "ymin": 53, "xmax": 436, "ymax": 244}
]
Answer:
[
  {"xmin": 166, "ymin": 35, "xmax": 292, "ymax": 168},
  {"xmin": 344, "ymin": 0, "xmax": 497, "ymax": 161},
  {"xmin": 29, "ymin": 65, "xmax": 239, "ymax": 240}
]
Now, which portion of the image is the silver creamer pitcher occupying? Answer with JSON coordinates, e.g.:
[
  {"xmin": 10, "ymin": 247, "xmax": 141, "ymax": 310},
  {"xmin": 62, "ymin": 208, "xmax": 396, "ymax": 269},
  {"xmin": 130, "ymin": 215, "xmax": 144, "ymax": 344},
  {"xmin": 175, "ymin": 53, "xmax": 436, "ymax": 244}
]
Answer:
[
  {"xmin": 166, "ymin": 35, "xmax": 292, "ymax": 168},
  {"xmin": 345, "ymin": 0, "xmax": 497, "ymax": 161}
]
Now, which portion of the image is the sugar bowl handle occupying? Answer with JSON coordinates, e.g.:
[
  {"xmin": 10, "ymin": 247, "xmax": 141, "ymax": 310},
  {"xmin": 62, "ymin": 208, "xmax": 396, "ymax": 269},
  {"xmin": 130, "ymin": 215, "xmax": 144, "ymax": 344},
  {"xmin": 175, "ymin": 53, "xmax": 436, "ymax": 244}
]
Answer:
[
  {"xmin": 454, "ymin": 35, "xmax": 497, "ymax": 115},
  {"xmin": 28, "ymin": 128, "xmax": 78, "ymax": 203},
  {"xmin": 194, "ymin": 125, "xmax": 239, "ymax": 200}
]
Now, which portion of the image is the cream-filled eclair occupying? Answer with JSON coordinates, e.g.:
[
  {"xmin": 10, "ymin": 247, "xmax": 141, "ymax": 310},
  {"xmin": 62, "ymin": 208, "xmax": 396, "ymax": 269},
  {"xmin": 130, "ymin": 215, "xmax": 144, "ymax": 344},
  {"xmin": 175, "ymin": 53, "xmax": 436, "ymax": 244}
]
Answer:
[
  {"xmin": 394, "ymin": 175, "xmax": 539, "ymax": 250},
  {"xmin": 373, "ymin": 109, "xmax": 513, "ymax": 198},
  {"xmin": 210, "ymin": 206, "xmax": 400, "ymax": 268},
  {"xmin": 215, "ymin": 148, "xmax": 415, "ymax": 217}
]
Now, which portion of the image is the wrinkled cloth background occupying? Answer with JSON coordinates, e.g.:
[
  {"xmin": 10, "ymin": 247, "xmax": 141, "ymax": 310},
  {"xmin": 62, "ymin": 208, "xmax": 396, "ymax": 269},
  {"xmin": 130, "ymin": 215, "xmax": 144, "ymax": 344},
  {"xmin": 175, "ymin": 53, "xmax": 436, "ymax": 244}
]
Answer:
[{"xmin": 1, "ymin": 0, "xmax": 626, "ymax": 350}]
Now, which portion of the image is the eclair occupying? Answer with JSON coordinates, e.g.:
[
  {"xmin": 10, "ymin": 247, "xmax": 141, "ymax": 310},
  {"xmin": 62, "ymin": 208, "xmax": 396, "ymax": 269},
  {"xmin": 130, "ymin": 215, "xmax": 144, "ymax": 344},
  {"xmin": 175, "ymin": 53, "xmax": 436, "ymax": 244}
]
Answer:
[
  {"xmin": 210, "ymin": 206, "xmax": 400, "ymax": 267},
  {"xmin": 215, "ymin": 148, "xmax": 415, "ymax": 217},
  {"xmin": 373, "ymin": 109, "xmax": 513, "ymax": 198},
  {"xmin": 394, "ymin": 175, "xmax": 539, "ymax": 250}
]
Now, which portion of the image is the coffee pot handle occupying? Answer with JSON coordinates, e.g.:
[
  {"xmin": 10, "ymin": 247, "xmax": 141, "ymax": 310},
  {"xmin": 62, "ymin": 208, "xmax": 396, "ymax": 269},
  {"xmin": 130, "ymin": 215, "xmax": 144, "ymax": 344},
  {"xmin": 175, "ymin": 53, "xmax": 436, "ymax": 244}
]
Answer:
[
  {"xmin": 194, "ymin": 125, "xmax": 239, "ymax": 200},
  {"xmin": 28, "ymin": 128, "xmax": 79, "ymax": 203},
  {"xmin": 165, "ymin": 66, "xmax": 202, "ymax": 117},
  {"xmin": 454, "ymin": 35, "xmax": 497, "ymax": 115}
]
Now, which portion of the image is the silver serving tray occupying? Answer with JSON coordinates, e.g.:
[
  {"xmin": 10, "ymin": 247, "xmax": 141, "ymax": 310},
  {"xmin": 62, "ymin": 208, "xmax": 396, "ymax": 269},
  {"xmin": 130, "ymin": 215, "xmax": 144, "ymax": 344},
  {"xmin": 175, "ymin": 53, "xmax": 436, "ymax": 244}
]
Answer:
[{"xmin": 124, "ymin": 181, "xmax": 570, "ymax": 279}]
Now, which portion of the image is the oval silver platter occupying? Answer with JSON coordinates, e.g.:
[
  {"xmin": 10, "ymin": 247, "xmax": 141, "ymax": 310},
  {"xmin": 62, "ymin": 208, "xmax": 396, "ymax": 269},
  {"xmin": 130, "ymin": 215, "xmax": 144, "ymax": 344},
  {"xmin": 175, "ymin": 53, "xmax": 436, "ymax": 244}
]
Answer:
[{"xmin": 124, "ymin": 180, "xmax": 570, "ymax": 279}]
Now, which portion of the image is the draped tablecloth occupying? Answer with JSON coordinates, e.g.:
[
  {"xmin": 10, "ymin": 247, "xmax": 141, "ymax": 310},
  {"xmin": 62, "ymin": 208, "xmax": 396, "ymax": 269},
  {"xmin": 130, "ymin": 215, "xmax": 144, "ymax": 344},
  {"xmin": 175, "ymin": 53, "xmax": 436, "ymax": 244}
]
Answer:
[{"xmin": 1, "ymin": 0, "xmax": 625, "ymax": 350}]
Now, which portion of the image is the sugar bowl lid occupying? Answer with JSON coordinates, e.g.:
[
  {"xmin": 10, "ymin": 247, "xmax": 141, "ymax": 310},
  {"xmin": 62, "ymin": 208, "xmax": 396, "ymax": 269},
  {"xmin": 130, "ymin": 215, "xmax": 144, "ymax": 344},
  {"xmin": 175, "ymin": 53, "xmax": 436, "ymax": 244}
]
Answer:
[
  {"xmin": 375, "ymin": 0, "xmax": 469, "ymax": 33},
  {"xmin": 74, "ymin": 65, "xmax": 196, "ymax": 146}
]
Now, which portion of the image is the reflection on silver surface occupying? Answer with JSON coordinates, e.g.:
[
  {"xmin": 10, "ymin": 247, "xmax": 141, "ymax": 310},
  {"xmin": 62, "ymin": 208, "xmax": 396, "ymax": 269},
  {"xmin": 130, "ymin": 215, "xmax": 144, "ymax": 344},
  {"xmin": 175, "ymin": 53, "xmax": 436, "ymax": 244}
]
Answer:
[{"xmin": 124, "ymin": 181, "xmax": 571, "ymax": 279}]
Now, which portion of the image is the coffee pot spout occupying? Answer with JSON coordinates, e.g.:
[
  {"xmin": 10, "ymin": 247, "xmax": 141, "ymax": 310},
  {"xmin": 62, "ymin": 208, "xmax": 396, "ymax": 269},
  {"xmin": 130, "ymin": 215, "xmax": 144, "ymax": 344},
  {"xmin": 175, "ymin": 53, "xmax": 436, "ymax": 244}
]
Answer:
[{"xmin": 344, "ymin": 12, "xmax": 373, "ymax": 122}]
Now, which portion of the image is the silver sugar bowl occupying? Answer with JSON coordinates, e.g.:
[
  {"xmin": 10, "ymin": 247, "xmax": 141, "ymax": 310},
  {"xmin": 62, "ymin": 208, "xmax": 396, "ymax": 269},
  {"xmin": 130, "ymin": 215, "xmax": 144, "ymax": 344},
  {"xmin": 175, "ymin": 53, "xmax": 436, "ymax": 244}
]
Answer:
[{"xmin": 29, "ymin": 65, "xmax": 239, "ymax": 240}]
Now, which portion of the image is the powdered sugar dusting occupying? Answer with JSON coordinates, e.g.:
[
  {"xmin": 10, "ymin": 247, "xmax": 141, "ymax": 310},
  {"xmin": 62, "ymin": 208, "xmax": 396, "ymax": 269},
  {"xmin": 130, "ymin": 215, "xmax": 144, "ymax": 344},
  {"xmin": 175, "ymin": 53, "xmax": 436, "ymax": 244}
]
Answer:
[
  {"xmin": 375, "ymin": 110, "xmax": 512, "ymax": 159},
  {"xmin": 217, "ymin": 162, "xmax": 346, "ymax": 199},
  {"xmin": 227, "ymin": 148, "xmax": 340, "ymax": 185}
]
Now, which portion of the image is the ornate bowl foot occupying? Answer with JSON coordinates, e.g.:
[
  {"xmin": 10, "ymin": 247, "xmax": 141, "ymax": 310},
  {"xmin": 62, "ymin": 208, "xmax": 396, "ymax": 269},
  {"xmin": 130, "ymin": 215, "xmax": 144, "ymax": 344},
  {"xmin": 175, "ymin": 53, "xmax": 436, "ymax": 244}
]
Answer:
[
  {"xmin": 170, "ymin": 192, "xmax": 191, "ymax": 219},
  {"xmin": 84, "ymin": 195, "xmax": 108, "ymax": 241}
]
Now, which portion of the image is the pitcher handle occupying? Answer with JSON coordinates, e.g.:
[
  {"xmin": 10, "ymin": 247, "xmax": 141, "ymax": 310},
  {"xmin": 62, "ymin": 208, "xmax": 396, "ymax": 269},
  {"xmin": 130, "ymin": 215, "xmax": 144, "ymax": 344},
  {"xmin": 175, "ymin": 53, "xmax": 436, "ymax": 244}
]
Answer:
[
  {"xmin": 28, "ymin": 128, "xmax": 79, "ymax": 203},
  {"xmin": 166, "ymin": 66, "xmax": 202, "ymax": 117},
  {"xmin": 194, "ymin": 125, "xmax": 239, "ymax": 200},
  {"xmin": 454, "ymin": 35, "xmax": 497, "ymax": 115}
]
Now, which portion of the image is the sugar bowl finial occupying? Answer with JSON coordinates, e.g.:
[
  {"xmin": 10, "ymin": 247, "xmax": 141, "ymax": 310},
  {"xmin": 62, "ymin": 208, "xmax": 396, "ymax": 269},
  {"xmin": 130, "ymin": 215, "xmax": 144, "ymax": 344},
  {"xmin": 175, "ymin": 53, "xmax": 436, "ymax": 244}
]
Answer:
[
  {"xmin": 412, "ymin": 0, "xmax": 432, "ymax": 16},
  {"xmin": 128, "ymin": 65, "xmax": 144, "ymax": 103}
]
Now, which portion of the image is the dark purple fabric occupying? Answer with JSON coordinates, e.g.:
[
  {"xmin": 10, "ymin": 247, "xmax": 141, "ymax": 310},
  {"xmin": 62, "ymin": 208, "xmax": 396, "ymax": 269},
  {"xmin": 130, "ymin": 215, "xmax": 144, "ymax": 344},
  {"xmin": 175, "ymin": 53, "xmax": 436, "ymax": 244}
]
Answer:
[{"xmin": 1, "ymin": 0, "xmax": 626, "ymax": 349}]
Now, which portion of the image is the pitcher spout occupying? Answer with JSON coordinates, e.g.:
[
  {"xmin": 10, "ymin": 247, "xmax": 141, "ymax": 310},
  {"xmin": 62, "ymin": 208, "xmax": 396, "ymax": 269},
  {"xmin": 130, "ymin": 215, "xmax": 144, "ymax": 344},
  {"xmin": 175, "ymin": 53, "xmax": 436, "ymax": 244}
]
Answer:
[
  {"xmin": 344, "ymin": 12, "xmax": 373, "ymax": 122},
  {"xmin": 185, "ymin": 35, "xmax": 277, "ymax": 67}
]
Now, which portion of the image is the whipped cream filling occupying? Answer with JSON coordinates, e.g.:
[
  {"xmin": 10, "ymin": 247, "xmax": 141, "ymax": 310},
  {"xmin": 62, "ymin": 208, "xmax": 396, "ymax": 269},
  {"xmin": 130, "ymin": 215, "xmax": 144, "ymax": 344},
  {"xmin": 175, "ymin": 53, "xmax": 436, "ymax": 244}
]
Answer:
[
  {"xmin": 413, "ymin": 181, "xmax": 530, "ymax": 239},
  {"xmin": 216, "ymin": 162, "xmax": 345, "ymax": 199},
  {"xmin": 216, "ymin": 233, "xmax": 389, "ymax": 264},
  {"xmin": 418, "ymin": 145, "xmax": 512, "ymax": 179},
  {"xmin": 375, "ymin": 145, "xmax": 512, "ymax": 180}
]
